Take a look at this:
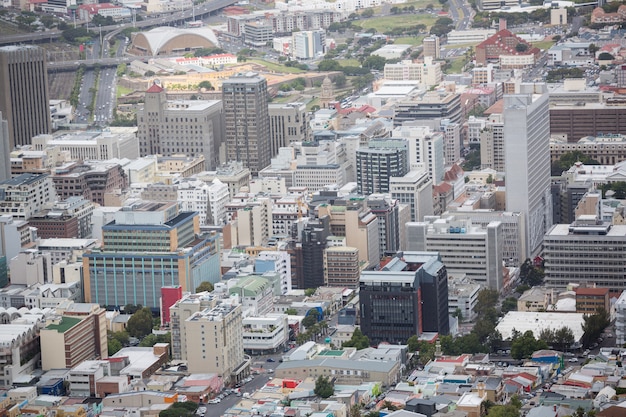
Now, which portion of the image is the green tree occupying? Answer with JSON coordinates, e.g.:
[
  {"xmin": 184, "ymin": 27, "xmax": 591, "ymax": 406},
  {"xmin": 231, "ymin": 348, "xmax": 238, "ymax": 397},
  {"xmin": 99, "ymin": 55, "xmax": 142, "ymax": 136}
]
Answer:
[
  {"xmin": 361, "ymin": 9, "xmax": 374, "ymax": 18},
  {"xmin": 198, "ymin": 80, "xmax": 213, "ymax": 90},
  {"xmin": 159, "ymin": 401, "xmax": 198, "ymax": 417},
  {"xmin": 519, "ymin": 258, "xmax": 544, "ymax": 287},
  {"xmin": 285, "ymin": 308, "xmax": 298, "ymax": 315},
  {"xmin": 126, "ymin": 307, "xmax": 154, "ymax": 338},
  {"xmin": 108, "ymin": 338, "xmax": 122, "ymax": 356},
  {"xmin": 515, "ymin": 43, "xmax": 529, "ymax": 52},
  {"xmin": 302, "ymin": 309, "xmax": 320, "ymax": 328},
  {"xmin": 362, "ymin": 55, "xmax": 386, "ymax": 71},
  {"xmin": 140, "ymin": 332, "xmax": 171, "ymax": 347},
  {"xmin": 318, "ymin": 60, "xmax": 342, "ymax": 71},
  {"xmin": 551, "ymin": 151, "xmax": 600, "ymax": 176},
  {"xmin": 314, "ymin": 375, "xmax": 334, "ymax": 398},
  {"xmin": 333, "ymin": 73, "xmax": 347, "ymax": 88},
  {"xmin": 195, "ymin": 281, "xmax": 214, "ymax": 293},
  {"xmin": 581, "ymin": 307, "xmax": 610, "ymax": 348},
  {"xmin": 342, "ymin": 327, "xmax": 370, "ymax": 350},
  {"xmin": 501, "ymin": 297, "xmax": 517, "ymax": 313},
  {"xmin": 111, "ymin": 330, "xmax": 129, "ymax": 346},
  {"xmin": 486, "ymin": 404, "xmax": 521, "ymax": 417},
  {"xmin": 124, "ymin": 304, "xmax": 142, "ymax": 314},
  {"xmin": 305, "ymin": 288, "xmax": 317, "ymax": 297},
  {"xmin": 510, "ymin": 330, "xmax": 548, "ymax": 359}
]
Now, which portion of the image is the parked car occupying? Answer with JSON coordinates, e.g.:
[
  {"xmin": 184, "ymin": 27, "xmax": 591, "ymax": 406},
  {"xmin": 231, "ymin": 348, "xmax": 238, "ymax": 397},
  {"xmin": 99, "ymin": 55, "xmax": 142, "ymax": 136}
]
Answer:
[{"xmin": 267, "ymin": 358, "xmax": 276, "ymax": 362}]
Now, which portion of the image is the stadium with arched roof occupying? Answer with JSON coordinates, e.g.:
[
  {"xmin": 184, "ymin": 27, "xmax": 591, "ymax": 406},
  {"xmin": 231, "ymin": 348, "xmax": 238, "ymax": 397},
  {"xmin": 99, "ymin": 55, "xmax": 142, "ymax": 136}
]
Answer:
[{"xmin": 130, "ymin": 26, "xmax": 220, "ymax": 56}]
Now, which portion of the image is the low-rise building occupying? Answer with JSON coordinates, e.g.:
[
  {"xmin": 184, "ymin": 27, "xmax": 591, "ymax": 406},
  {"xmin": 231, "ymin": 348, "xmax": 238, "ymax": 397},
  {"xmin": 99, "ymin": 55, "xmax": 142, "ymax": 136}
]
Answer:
[{"xmin": 242, "ymin": 314, "xmax": 289, "ymax": 355}]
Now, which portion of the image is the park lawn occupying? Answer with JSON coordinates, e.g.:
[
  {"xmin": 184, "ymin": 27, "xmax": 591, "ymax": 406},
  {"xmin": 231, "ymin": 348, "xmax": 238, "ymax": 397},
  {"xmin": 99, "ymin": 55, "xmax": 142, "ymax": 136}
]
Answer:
[
  {"xmin": 337, "ymin": 58, "xmax": 361, "ymax": 67},
  {"xmin": 272, "ymin": 94, "xmax": 301, "ymax": 104},
  {"xmin": 447, "ymin": 57, "xmax": 467, "ymax": 74},
  {"xmin": 117, "ymin": 85, "xmax": 133, "ymax": 97},
  {"xmin": 531, "ymin": 40, "xmax": 555, "ymax": 51},
  {"xmin": 359, "ymin": 14, "xmax": 437, "ymax": 33},
  {"xmin": 248, "ymin": 59, "xmax": 306, "ymax": 73},
  {"xmin": 306, "ymin": 97, "xmax": 320, "ymax": 111},
  {"xmin": 394, "ymin": 35, "xmax": 425, "ymax": 46}
]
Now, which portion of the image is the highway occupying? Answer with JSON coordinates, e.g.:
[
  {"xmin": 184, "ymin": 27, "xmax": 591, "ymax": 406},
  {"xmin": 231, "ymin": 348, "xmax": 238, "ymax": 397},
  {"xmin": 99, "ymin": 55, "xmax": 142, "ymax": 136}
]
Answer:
[
  {"xmin": 0, "ymin": 0, "xmax": 238, "ymax": 46},
  {"xmin": 448, "ymin": 0, "xmax": 474, "ymax": 30}
]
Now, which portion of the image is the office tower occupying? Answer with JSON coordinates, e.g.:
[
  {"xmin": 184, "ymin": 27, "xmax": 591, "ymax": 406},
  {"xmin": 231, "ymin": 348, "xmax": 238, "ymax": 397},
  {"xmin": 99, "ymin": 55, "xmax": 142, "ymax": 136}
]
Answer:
[
  {"xmin": 291, "ymin": 29, "xmax": 325, "ymax": 60},
  {"xmin": 407, "ymin": 216, "xmax": 504, "ymax": 291},
  {"xmin": 0, "ymin": 114, "xmax": 9, "ymax": 182},
  {"xmin": 137, "ymin": 84, "xmax": 224, "ymax": 170},
  {"xmin": 268, "ymin": 102, "xmax": 310, "ymax": 158},
  {"xmin": 359, "ymin": 252, "xmax": 449, "ymax": 344},
  {"xmin": 356, "ymin": 138, "xmax": 409, "ymax": 195},
  {"xmin": 0, "ymin": 46, "xmax": 51, "ymax": 148},
  {"xmin": 504, "ymin": 84, "xmax": 552, "ymax": 257},
  {"xmin": 367, "ymin": 195, "xmax": 404, "ymax": 256},
  {"xmin": 423, "ymin": 35, "xmax": 440, "ymax": 59},
  {"xmin": 390, "ymin": 169, "xmax": 434, "ymax": 222},
  {"xmin": 301, "ymin": 216, "xmax": 330, "ymax": 289},
  {"xmin": 323, "ymin": 246, "xmax": 360, "ymax": 287},
  {"xmin": 222, "ymin": 73, "xmax": 271, "ymax": 175},
  {"xmin": 83, "ymin": 201, "xmax": 221, "ymax": 310}
]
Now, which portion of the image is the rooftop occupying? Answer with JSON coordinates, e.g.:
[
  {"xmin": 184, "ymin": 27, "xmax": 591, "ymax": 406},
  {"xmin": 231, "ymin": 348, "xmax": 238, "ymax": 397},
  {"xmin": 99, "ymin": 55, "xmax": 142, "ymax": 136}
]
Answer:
[{"xmin": 45, "ymin": 316, "xmax": 81, "ymax": 333}]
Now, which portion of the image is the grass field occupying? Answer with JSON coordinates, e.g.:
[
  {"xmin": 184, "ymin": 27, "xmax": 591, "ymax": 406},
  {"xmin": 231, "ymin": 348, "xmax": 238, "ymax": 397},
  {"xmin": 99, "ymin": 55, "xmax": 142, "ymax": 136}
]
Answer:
[
  {"xmin": 248, "ymin": 59, "xmax": 306, "ymax": 74},
  {"xmin": 337, "ymin": 58, "xmax": 361, "ymax": 67},
  {"xmin": 117, "ymin": 85, "xmax": 133, "ymax": 97},
  {"xmin": 0, "ymin": 20, "xmax": 25, "ymax": 36},
  {"xmin": 531, "ymin": 40, "xmax": 556, "ymax": 51},
  {"xmin": 394, "ymin": 35, "xmax": 426, "ymax": 46},
  {"xmin": 359, "ymin": 14, "xmax": 437, "ymax": 33},
  {"xmin": 447, "ymin": 57, "xmax": 467, "ymax": 74}
]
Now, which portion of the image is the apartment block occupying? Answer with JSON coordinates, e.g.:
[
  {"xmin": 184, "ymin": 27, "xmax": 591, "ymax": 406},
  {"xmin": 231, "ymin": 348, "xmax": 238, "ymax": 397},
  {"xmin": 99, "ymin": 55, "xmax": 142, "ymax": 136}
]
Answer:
[
  {"xmin": 390, "ymin": 169, "xmax": 434, "ymax": 222},
  {"xmin": 574, "ymin": 287, "xmax": 610, "ymax": 315},
  {"xmin": 291, "ymin": 29, "xmax": 325, "ymax": 60},
  {"xmin": 268, "ymin": 102, "xmax": 310, "ymax": 158},
  {"xmin": 480, "ymin": 114, "xmax": 505, "ymax": 172},
  {"xmin": 184, "ymin": 303, "xmax": 248, "ymax": 384},
  {"xmin": 383, "ymin": 58, "xmax": 442, "ymax": 87},
  {"xmin": 242, "ymin": 314, "xmax": 289, "ymax": 355},
  {"xmin": 0, "ymin": 173, "xmax": 55, "ymax": 220},
  {"xmin": 194, "ymin": 161, "xmax": 251, "ymax": 200},
  {"xmin": 28, "ymin": 197, "xmax": 95, "ymax": 239},
  {"xmin": 40, "ymin": 303, "xmax": 108, "ymax": 371},
  {"xmin": 367, "ymin": 195, "xmax": 405, "ymax": 256},
  {"xmin": 323, "ymin": 246, "xmax": 360, "ymax": 288},
  {"xmin": 422, "ymin": 35, "xmax": 440, "ymax": 59},
  {"xmin": 357, "ymin": 138, "xmax": 409, "ymax": 195},
  {"xmin": 255, "ymin": 251, "xmax": 292, "ymax": 294},
  {"xmin": 0, "ymin": 312, "xmax": 43, "ymax": 388},
  {"xmin": 394, "ymin": 91, "xmax": 462, "ymax": 126},
  {"xmin": 543, "ymin": 216, "xmax": 626, "ymax": 292}
]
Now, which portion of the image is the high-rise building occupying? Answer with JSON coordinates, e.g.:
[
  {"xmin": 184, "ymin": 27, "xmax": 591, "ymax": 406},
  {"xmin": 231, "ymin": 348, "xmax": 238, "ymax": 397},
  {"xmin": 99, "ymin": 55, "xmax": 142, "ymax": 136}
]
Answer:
[
  {"xmin": 324, "ymin": 246, "xmax": 360, "ymax": 287},
  {"xmin": 359, "ymin": 252, "xmax": 449, "ymax": 344},
  {"xmin": 0, "ymin": 114, "xmax": 10, "ymax": 182},
  {"xmin": 390, "ymin": 169, "xmax": 434, "ymax": 222},
  {"xmin": 291, "ymin": 29, "xmax": 326, "ymax": 59},
  {"xmin": 423, "ymin": 35, "xmax": 440, "ymax": 59},
  {"xmin": 83, "ymin": 201, "xmax": 221, "ymax": 309},
  {"xmin": 301, "ymin": 216, "xmax": 331, "ymax": 289},
  {"xmin": 137, "ymin": 84, "xmax": 224, "ymax": 170},
  {"xmin": 367, "ymin": 194, "xmax": 405, "ymax": 256},
  {"xmin": 268, "ymin": 102, "xmax": 310, "ymax": 158},
  {"xmin": 0, "ymin": 46, "xmax": 51, "ymax": 148},
  {"xmin": 0, "ymin": 173, "xmax": 56, "ymax": 220},
  {"xmin": 222, "ymin": 73, "xmax": 271, "ymax": 175},
  {"xmin": 356, "ymin": 138, "xmax": 409, "ymax": 195},
  {"xmin": 504, "ymin": 84, "xmax": 552, "ymax": 256}
]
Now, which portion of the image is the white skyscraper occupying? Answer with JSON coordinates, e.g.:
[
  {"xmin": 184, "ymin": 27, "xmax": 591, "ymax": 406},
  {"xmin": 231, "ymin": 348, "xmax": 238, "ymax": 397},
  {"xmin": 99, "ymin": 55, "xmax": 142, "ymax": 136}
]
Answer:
[{"xmin": 504, "ymin": 84, "xmax": 552, "ymax": 257}]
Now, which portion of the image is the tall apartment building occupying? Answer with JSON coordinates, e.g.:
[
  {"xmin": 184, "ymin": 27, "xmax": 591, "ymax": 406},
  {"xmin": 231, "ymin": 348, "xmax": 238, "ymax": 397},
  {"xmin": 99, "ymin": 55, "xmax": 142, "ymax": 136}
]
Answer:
[
  {"xmin": 407, "ymin": 216, "xmax": 504, "ymax": 291},
  {"xmin": 504, "ymin": 84, "xmax": 552, "ymax": 256},
  {"xmin": 0, "ymin": 114, "xmax": 10, "ymax": 182},
  {"xmin": 543, "ymin": 216, "xmax": 626, "ymax": 292},
  {"xmin": 615, "ymin": 291, "xmax": 626, "ymax": 346},
  {"xmin": 83, "ymin": 202, "xmax": 221, "ymax": 309},
  {"xmin": 440, "ymin": 119, "xmax": 461, "ymax": 166},
  {"xmin": 324, "ymin": 246, "xmax": 360, "ymax": 288},
  {"xmin": 390, "ymin": 169, "xmax": 434, "ymax": 222},
  {"xmin": 480, "ymin": 114, "xmax": 505, "ymax": 171},
  {"xmin": 40, "ymin": 302, "xmax": 108, "ymax": 371},
  {"xmin": 0, "ymin": 46, "xmax": 51, "ymax": 148},
  {"xmin": 51, "ymin": 161, "xmax": 127, "ymax": 206},
  {"xmin": 367, "ymin": 195, "xmax": 405, "ymax": 256},
  {"xmin": 291, "ymin": 29, "xmax": 325, "ymax": 59},
  {"xmin": 173, "ymin": 178, "xmax": 229, "ymax": 226},
  {"xmin": 383, "ymin": 58, "xmax": 443, "ymax": 87},
  {"xmin": 356, "ymin": 138, "xmax": 409, "ymax": 195},
  {"xmin": 300, "ymin": 216, "xmax": 331, "ymax": 289},
  {"xmin": 359, "ymin": 252, "xmax": 449, "ymax": 344},
  {"xmin": 392, "ymin": 125, "xmax": 445, "ymax": 183},
  {"xmin": 137, "ymin": 84, "xmax": 224, "ymax": 170},
  {"xmin": 184, "ymin": 303, "xmax": 247, "ymax": 385},
  {"xmin": 0, "ymin": 173, "xmax": 56, "ymax": 220},
  {"xmin": 222, "ymin": 73, "xmax": 271, "ymax": 175},
  {"xmin": 423, "ymin": 35, "xmax": 440, "ymax": 59},
  {"xmin": 256, "ymin": 251, "xmax": 292, "ymax": 294},
  {"xmin": 268, "ymin": 102, "xmax": 310, "ymax": 158}
]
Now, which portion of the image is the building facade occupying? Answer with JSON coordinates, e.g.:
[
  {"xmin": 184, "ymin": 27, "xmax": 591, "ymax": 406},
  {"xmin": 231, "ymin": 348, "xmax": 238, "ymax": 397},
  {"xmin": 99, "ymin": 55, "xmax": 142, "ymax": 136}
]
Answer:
[
  {"xmin": 0, "ymin": 46, "xmax": 51, "ymax": 148},
  {"xmin": 222, "ymin": 73, "xmax": 271, "ymax": 175}
]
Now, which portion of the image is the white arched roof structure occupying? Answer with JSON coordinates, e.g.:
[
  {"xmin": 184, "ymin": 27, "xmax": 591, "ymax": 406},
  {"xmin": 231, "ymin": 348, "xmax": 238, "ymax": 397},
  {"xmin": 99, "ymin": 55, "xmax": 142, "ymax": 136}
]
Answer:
[{"xmin": 132, "ymin": 26, "xmax": 219, "ymax": 56}]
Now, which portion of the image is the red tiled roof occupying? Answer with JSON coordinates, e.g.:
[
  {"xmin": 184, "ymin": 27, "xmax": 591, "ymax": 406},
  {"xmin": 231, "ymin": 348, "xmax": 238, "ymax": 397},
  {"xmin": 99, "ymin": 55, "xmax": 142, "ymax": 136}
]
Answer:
[
  {"xmin": 575, "ymin": 287, "xmax": 609, "ymax": 295},
  {"xmin": 146, "ymin": 84, "xmax": 164, "ymax": 93}
]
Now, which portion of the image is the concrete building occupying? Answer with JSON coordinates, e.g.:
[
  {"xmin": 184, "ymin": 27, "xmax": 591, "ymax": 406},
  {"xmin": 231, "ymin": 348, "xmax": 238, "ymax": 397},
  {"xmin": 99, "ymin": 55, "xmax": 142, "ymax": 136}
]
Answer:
[
  {"xmin": 255, "ymin": 251, "xmax": 292, "ymax": 294},
  {"xmin": 40, "ymin": 303, "xmax": 108, "ymax": 371},
  {"xmin": 407, "ymin": 216, "xmax": 504, "ymax": 291},
  {"xmin": 615, "ymin": 290, "xmax": 626, "ymax": 346},
  {"xmin": 83, "ymin": 202, "xmax": 221, "ymax": 309},
  {"xmin": 68, "ymin": 360, "xmax": 111, "ymax": 397},
  {"xmin": 367, "ymin": 194, "xmax": 405, "ymax": 256},
  {"xmin": 268, "ymin": 102, "xmax": 310, "ymax": 158},
  {"xmin": 323, "ymin": 246, "xmax": 361, "ymax": 288},
  {"xmin": 390, "ymin": 169, "xmax": 434, "ymax": 222},
  {"xmin": 383, "ymin": 58, "xmax": 443, "ymax": 87},
  {"xmin": 0, "ymin": 173, "xmax": 56, "ymax": 220},
  {"xmin": 32, "ymin": 129, "xmax": 139, "ymax": 161},
  {"xmin": 480, "ymin": 114, "xmax": 505, "ymax": 172},
  {"xmin": 242, "ymin": 314, "xmax": 289, "ymax": 355},
  {"xmin": 504, "ymin": 84, "xmax": 552, "ymax": 257},
  {"xmin": 447, "ymin": 276, "xmax": 481, "ymax": 322},
  {"xmin": 28, "ymin": 197, "xmax": 95, "ymax": 239},
  {"xmin": 0, "ymin": 46, "xmax": 51, "ymax": 148},
  {"xmin": 357, "ymin": 138, "xmax": 409, "ymax": 195},
  {"xmin": 0, "ymin": 312, "xmax": 44, "ymax": 388},
  {"xmin": 137, "ymin": 84, "xmax": 224, "ymax": 170},
  {"xmin": 0, "ymin": 114, "xmax": 10, "ymax": 182},
  {"xmin": 392, "ymin": 124, "xmax": 445, "ymax": 183},
  {"xmin": 422, "ymin": 35, "xmax": 440, "ymax": 59},
  {"xmin": 222, "ymin": 73, "xmax": 271, "ymax": 175},
  {"xmin": 51, "ymin": 161, "xmax": 127, "ymax": 207},
  {"xmin": 228, "ymin": 276, "xmax": 274, "ymax": 316},
  {"xmin": 394, "ymin": 91, "xmax": 462, "ymax": 126},
  {"xmin": 291, "ymin": 29, "xmax": 325, "ymax": 59},
  {"xmin": 194, "ymin": 161, "xmax": 251, "ymax": 200},
  {"xmin": 543, "ymin": 216, "xmax": 626, "ymax": 292},
  {"xmin": 184, "ymin": 303, "xmax": 248, "ymax": 385},
  {"xmin": 549, "ymin": 97, "xmax": 626, "ymax": 142},
  {"xmin": 574, "ymin": 287, "xmax": 610, "ymax": 315},
  {"xmin": 550, "ymin": 134, "xmax": 626, "ymax": 166},
  {"xmin": 360, "ymin": 252, "xmax": 449, "ymax": 344}
]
